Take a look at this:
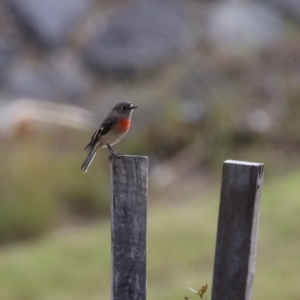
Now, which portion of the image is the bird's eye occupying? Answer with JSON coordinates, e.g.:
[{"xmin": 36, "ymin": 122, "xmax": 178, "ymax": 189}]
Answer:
[{"xmin": 122, "ymin": 106, "xmax": 128, "ymax": 110}]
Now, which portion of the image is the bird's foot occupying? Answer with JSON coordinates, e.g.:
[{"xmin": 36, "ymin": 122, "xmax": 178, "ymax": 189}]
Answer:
[{"xmin": 108, "ymin": 153, "xmax": 125, "ymax": 162}]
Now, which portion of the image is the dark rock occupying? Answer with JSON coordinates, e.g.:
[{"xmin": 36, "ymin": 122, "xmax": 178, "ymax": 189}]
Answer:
[
  {"xmin": 4, "ymin": 0, "xmax": 91, "ymax": 47},
  {"xmin": 259, "ymin": 0, "xmax": 300, "ymax": 21},
  {"xmin": 0, "ymin": 36, "xmax": 19, "ymax": 82},
  {"xmin": 84, "ymin": 1, "xmax": 195, "ymax": 75}
]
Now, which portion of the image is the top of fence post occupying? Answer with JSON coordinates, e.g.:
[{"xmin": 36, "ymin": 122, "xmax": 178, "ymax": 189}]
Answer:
[{"xmin": 211, "ymin": 160, "xmax": 264, "ymax": 300}]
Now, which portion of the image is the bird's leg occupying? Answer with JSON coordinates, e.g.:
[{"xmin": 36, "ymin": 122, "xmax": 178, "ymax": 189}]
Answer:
[
  {"xmin": 107, "ymin": 144, "xmax": 116, "ymax": 155},
  {"xmin": 107, "ymin": 144, "xmax": 116, "ymax": 162},
  {"xmin": 107, "ymin": 144, "xmax": 125, "ymax": 162}
]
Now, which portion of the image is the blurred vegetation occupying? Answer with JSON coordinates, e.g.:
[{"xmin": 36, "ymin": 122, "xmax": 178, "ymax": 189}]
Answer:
[
  {"xmin": 1, "ymin": 47, "xmax": 300, "ymax": 267},
  {"xmin": 2, "ymin": 50, "xmax": 300, "ymax": 240},
  {"xmin": 0, "ymin": 129, "xmax": 111, "ymax": 243}
]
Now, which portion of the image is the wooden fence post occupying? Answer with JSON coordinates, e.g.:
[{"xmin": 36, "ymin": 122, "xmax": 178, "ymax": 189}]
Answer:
[
  {"xmin": 111, "ymin": 155, "xmax": 148, "ymax": 300},
  {"xmin": 211, "ymin": 160, "xmax": 264, "ymax": 300}
]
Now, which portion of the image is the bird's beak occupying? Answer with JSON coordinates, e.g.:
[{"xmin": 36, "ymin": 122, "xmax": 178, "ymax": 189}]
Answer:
[{"xmin": 131, "ymin": 105, "xmax": 138, "ymax": 109}]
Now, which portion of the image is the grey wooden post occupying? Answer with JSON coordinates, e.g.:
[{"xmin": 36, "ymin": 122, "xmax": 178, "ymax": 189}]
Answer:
[
  {"xmin": 111, "ymin": 155, "xmax": 148, "ymax": 300},
  {"xmin": 211, "ymin": 160, "xmax": 264, "ymax": 300}
]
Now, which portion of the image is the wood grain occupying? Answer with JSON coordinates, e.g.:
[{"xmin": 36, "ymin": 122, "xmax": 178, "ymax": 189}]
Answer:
[
  {"xmin": 111, "ymin": 155, "xmax": 148, "ymax": 300},
  {"xmin": 211, "ymin": 160, "xmax": 264, "ymax": 300}
]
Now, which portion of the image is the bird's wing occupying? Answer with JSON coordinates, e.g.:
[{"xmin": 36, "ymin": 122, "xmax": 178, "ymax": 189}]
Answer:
[
  {"xmin": 84, "ymin": 116, "xmax": 119, "ymax": 151},
  {"xmin": 100, "ymin": 115, "xmax": 119, "ymax": 136}
]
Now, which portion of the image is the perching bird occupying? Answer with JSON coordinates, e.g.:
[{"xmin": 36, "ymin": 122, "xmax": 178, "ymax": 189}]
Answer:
[{"xmin": 81, "ymin": 102, "xmax": 137, "ymax": 172}]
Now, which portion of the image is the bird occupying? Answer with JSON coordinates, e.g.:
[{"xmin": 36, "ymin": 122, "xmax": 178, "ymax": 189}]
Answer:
[{"xmin": 81, "ymin": 102, "xmax": 138, "ymax": 172}]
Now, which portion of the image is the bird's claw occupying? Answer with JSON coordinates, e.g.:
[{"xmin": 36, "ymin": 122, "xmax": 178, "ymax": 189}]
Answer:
[{"xmin": 108, "ymin": 153, "xmax": 125, "ymax": 162}]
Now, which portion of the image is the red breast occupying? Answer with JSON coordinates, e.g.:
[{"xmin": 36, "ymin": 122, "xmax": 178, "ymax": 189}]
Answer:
[{"xmin": 118, "ymin": 117, "xmax": 131, "ymax": 132}]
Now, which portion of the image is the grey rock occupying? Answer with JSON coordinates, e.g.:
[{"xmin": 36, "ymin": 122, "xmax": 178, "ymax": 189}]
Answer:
[
  {"xmin": 5, "ymin": 0, "xmax": 91, "ymax": 47},
  {"xmin": 177, "ymin": 61, "xmax": 227, "ymax": 124},
  {"xmin": 6, "ymin": 57, "xmax": 90, "ymax": 103},
  {"xmin": 84, "ymin": 1, "xmax": 195, "ymax": 75},
  {"xmin": 207, "ymin": 1, "xmax": 284, "ymax": 56}
]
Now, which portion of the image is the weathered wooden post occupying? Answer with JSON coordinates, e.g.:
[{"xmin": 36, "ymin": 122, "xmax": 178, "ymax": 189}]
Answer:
[
  {"xmin": 111, "ymin": 155, "xmax": 148, "ymax": 300},
  {"xmin": 211, "ymin": 160, "xmax": 264, "ymax": 300}
]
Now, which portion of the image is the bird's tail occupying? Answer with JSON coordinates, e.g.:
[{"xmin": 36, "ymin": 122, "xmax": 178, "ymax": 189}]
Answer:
[{"xmin": 81, "ymin": 145, "xmax": 98, "ymax": 172}]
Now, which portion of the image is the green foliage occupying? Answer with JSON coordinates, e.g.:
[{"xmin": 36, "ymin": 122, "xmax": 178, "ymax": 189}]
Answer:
[{"xmin": 0, "ymin": 131, "xmax": 111, "ymax": 243}]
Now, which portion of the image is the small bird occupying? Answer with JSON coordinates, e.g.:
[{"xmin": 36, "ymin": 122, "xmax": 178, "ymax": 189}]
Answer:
[{"xmin": 81, "ymin": 102, "xmax": 138, "ymax": 172}]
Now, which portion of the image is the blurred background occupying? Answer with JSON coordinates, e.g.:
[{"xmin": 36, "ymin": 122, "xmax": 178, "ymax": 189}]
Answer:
[{"xmin": 0, "ymin": 0, "xmax": 300, "ymax": 299}]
